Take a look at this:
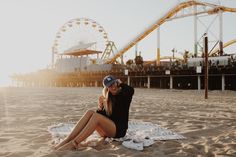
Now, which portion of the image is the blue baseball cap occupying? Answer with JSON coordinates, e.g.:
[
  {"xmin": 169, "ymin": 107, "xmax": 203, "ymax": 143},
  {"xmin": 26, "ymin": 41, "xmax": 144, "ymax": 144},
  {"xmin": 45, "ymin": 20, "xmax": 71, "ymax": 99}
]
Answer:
[{"xmin": 103, "ymin": 75, "xmax": 117, "ymax": 87}]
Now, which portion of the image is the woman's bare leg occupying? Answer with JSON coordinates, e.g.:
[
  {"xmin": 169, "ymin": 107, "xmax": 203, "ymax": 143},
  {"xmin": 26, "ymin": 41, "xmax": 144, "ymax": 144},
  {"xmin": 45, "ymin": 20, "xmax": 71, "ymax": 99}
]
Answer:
[
  {"xmin": 54, "ymin": 109, "xmax": 95, "ymax": 150},
  {"xmin": 57, "ymin": 112, "xmax": 116, "ymax": 151},
  {"xmin": 96, "ymin": 126, "xmax": 107, "ymax": 137}
]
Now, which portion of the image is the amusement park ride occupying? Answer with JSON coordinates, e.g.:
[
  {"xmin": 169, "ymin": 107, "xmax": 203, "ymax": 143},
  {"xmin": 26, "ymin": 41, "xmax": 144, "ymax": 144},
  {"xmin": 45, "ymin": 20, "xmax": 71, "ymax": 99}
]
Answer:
[
  {"xmin": 11, "ymin": 0, "xmax": 236, "ymax": 89},
  {"xmin": 51, "ymin": 0, "xmax": 236, "ymax": 72}
]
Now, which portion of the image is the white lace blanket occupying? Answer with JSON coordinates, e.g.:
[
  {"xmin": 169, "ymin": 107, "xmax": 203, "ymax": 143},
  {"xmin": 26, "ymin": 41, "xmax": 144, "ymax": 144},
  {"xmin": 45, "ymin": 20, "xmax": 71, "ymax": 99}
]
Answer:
[{"xmin": 48, "ymin": 121, "xmax": 186, "ymax": 151}]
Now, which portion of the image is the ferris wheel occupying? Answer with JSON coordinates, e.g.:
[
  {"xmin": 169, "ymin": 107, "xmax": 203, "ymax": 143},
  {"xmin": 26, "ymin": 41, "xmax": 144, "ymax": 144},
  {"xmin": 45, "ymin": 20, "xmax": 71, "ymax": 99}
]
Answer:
[{"xmin": 52, "ymin": 18, "xmax": 109, "ymax": 64}]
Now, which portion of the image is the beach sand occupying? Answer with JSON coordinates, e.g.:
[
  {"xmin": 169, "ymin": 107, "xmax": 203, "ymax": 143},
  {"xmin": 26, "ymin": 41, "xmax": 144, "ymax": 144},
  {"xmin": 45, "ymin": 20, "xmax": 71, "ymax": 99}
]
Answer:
[{"xmin": 0, "ymin": 87, "xmax": 235, "ymax": 157}]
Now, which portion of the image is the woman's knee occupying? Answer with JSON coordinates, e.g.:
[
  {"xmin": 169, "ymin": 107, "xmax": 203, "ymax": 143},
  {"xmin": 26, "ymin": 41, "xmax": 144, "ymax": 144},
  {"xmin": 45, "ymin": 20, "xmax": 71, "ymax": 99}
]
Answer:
[
  {"xmin": 91, "ymin": 113, "xmax": 110, "ymax": 126},
  {"xmin": 90, "ymin": 113, "xmax": 101, "ymax": 124}
]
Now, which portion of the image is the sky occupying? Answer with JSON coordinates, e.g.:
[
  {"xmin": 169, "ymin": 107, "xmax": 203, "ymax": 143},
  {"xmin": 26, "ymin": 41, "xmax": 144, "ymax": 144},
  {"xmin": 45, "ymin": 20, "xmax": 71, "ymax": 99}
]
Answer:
[{"xmin": 0, "ymin": 0, "xmax": 236, "ymax": 87}]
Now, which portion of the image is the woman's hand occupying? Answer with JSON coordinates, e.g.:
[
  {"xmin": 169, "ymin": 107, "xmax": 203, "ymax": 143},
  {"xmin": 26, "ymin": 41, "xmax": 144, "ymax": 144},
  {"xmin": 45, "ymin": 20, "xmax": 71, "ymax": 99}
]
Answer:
[
  {"xmin": 116, "ymin": 79, "xmax": 122, "ymax": 87},
  {"xmin": 98, "ymin": 96, "xmax": 105, "ymax": 110}
]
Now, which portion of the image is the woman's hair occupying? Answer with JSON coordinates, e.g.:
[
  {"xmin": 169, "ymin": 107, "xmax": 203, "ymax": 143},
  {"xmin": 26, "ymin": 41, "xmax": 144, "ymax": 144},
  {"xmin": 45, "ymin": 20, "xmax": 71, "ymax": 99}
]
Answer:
[{"xmin": 102, "ymin": 87, "xmax": 112, "ymax": 116}]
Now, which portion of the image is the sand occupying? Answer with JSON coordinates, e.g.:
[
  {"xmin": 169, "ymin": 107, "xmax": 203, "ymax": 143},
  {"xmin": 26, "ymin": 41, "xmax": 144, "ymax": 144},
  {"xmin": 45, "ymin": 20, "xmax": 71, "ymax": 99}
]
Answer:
[{"xmin": 0, "ymin": 87, "xmax": 235, "ymax": 157}]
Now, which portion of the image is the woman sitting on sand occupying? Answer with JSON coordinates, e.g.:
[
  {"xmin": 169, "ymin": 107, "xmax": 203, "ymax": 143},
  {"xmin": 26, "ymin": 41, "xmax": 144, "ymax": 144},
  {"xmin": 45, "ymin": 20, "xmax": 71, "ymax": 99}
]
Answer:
[{"xmin": 54, "ymin": 75, "xmax": 134, "ymax": 151}]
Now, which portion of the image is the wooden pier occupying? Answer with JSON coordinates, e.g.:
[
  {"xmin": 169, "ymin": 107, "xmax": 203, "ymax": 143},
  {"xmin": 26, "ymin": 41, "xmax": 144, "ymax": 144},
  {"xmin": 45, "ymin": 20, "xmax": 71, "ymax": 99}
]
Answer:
[{"xmin": 11, "ymin": 65, "xmax": 236, "ymax": 90}]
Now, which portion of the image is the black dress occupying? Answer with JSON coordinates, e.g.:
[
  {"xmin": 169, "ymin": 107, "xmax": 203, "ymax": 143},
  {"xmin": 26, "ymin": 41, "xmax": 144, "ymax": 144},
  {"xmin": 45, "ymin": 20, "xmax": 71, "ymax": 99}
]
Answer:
[{"xmin": 96, "ymin": 83, "xmax": 134, "ymax": 138}]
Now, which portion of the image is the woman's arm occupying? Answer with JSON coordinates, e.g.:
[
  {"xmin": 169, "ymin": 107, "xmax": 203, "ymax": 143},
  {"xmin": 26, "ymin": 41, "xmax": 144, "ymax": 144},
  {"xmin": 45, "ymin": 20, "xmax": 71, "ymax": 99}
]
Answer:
[
  {"xmin": 119, "ymin": 83, "xmax": 134, "ymax": 97},
  {"xmin": 96, "ymin": 95, "xmax": 107, "ymax": 116},
  {"xmin": 98, "ymin": 95, "xmax": 104, "ymax": 111}
]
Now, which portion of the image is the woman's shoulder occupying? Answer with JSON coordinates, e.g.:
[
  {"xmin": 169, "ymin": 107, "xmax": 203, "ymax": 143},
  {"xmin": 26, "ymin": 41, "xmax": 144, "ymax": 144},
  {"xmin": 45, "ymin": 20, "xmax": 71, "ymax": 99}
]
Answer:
[{"xmin": 120, "ymin": 83, "xmax": 134, "ymax": 95}]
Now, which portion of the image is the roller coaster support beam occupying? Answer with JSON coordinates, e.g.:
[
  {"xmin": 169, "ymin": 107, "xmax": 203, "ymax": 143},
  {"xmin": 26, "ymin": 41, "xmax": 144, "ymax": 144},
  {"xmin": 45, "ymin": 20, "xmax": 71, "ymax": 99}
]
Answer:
[
  {"xmin": 204, "ymin": 33, "xmax": 208, "ymax": 99},
  {"xmin": 194, "ymin": 5, "xmax": 198, "ymax": 57},
  {"xmin": 219, "ymin": 11, "xmax": 223, "ymax": 56},
  {"xmin": 156, "ymin": 28, "xmax": 160, "ymax": 65}
]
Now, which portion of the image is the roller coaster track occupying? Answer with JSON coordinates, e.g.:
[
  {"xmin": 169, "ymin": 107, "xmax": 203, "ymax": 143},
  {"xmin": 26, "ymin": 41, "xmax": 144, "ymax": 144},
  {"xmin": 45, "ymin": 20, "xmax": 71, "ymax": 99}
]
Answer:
[
  {"xmin": 209, "ymin": 39, "xmax": 236, "ymax": 56},
  {"xmin": 106, "ymin": 0, "xmax": 236, "ymax": 64}
]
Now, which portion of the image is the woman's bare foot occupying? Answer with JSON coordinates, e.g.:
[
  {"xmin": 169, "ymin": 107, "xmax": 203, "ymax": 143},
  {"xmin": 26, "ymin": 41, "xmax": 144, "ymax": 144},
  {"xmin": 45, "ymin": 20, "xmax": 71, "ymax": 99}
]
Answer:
[
  {"xmin": 54, "ymin": 142, "xmax": 66, "ymax": 150},
  {"xmin": 53, "ymin": 138, "xmax": 72, "ymax": 150},
  {"xmin": 57, "ymin": 140, "xmax": 80, "ymax": 151}
]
